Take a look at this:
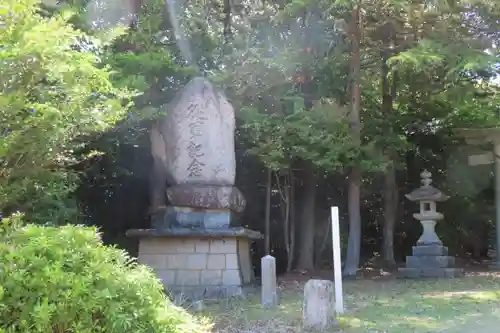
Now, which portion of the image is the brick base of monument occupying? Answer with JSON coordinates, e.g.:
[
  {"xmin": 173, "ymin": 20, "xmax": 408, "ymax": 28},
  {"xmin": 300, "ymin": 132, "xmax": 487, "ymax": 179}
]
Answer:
[
  {"xmin": 398, "ymin": 245, "xmax": 464, "ymax": 278},
  {"xmin": 126, "ymin": 228, "xmax": 262, "ymax": 299}
]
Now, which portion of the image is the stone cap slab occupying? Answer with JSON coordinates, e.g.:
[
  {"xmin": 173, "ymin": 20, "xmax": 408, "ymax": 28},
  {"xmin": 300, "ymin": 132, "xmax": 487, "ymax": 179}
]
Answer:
[
  {"xmin": 126, "ymin": 227, "xmax": 263, "ymax": 240},
  {"xmin": 406, "ymin": 185, "xmax": 449, "ymax": 202}
]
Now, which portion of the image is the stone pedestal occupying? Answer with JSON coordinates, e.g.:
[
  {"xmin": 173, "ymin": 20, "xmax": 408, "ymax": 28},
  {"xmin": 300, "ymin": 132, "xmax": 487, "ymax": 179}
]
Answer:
[
  {"xmin": 156, "ymin": 206, "xmax": 238, "ymax": 230},
  {"xmin": 416, "ymin": 219, "xmax": 442, "ymax": 245},
  {"xmin": 126, "ymin": 228, "xmax": 261, "ymax": 299},
  {"xmin": 398, "ymin": 245, "xmax": 463, "ymax": 278},
  {"xmin": 151, "ymin": 184, "xmax": 246, "ymax": 230}
]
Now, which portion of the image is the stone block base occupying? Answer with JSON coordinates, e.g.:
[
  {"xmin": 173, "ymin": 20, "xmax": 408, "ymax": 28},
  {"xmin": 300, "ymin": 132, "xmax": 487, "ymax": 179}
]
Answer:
[
  {"xmin": 128, "ymin": 228, "xmax": 261, "ymax": 300},
  {"xmin": 398, "ymin": 267, "xmax": 464, "ymax": 278},
  {"xmin": 167, "ymin": 285, "xmax": 244, "ymax": 299},
  {"xmin": 412, "ymin": 245, "xmax": 448, "ymax": 256},
  {"xmin": 406, "ymin": 255, "xmax": 455, "ymax": 268},
  {"xmin": 398, "ymin": 244, "xmax": 463, "ymax": 279}
]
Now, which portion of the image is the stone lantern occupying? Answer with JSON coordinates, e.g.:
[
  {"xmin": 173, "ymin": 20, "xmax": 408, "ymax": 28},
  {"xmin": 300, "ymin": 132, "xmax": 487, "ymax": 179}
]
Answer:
[
  {"xmin": 398, "ymin": 170, "xmax": 463, "ymax": 278},
  {"xmin": 408, "ymin": 170, "xmax": 448, "ymax": 246}
]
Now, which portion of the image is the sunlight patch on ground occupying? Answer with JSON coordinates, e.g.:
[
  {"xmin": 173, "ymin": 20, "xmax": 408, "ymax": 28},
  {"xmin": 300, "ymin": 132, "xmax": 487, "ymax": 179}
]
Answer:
[
  {"xmin": 424, "ymin": 289, "xmax": 500, "ymax": 300},
  {"xmin": 201, "ymin": 275, "xmax": 500, "ymax": 333}
]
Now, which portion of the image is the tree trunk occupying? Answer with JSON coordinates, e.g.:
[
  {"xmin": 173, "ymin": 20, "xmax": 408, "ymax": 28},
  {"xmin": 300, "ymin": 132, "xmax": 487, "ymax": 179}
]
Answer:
[
  {"xmin": 287, "ymin": 167, "xmax": 296, "ymax": 272},
  {"xmin": 264, "ymin": 168, "xmax": 272, "ymax": 254},
  {"xmin": 472, "ymin": 242, "xmax": 481, "ymax": 258},
  {"xmin": 381, "ymin": 45, "xmax": 398, "ymax": 267},
  {"xmin": 315, "ymin": 217, "xmax": 332, "ymax": 267},
  {"xmin": 222, "ymin": 0, "xmax": 232, "ymax": 44},
  {"xmin": 344, "ymin": 4, "xmax": 362, "ymax": 277},
  {"xmin": 383, "ymin": 162, "xmax": 398, "ymax": 266},
  {"xmin": 278, "ymin": 168, "xmax": 295, "ymax": 271},
  {"xmin": 345, "ymin": 169, "xmax": 361, "ymax": 276},
  {"xmin": 296, "ymin": 163, "xmax": 317, "ymax": 271}
]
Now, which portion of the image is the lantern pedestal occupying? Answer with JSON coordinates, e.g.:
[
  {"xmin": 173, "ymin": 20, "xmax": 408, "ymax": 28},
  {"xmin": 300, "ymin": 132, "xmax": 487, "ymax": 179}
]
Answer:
[
  {"xmin": 398, "ymin": 170, "xmax": 463, "ymax": 279},
  {"xmin": 417, "ymin": 220, "xmax": 442, "ymax": 245},
  {"xmin": 413, "ymin": 212, "xmax": 444, "ymax": 245},
  {"xmin": 399, "ymin": 246, "xmax": 462, "ymax": 278}
]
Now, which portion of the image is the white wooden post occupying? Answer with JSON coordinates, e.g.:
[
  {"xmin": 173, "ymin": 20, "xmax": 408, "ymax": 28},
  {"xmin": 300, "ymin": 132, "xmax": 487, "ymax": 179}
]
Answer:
[{"xmin": 330, "ymin": 206, "xmax": 344, "ymax": 314}]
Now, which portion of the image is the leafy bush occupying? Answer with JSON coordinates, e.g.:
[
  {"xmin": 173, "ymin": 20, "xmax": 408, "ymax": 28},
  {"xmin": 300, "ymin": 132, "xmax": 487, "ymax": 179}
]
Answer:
[{"xmin": 0, "ymin": 214, "xmax": 210, "ymax": 333}]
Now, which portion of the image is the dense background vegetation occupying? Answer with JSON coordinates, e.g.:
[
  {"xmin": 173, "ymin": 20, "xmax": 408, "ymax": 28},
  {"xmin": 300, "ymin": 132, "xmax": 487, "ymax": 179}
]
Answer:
[{"xmin": 2, "ymin": 0, "xmax": 500, "ymax": 276}]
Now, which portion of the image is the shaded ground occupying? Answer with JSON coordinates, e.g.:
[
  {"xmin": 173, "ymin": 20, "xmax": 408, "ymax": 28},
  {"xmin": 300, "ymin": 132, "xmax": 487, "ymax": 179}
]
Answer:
[{"xmin": 200, "ymin": 270, "xmax": 500, "ymax": 333}]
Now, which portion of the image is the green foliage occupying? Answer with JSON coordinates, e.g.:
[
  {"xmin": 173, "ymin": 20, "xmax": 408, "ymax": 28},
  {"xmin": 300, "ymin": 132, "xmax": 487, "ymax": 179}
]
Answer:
[
  {"xmin": 239, "ymin": 97, "xmax": 351, "ymax": 171},
  {"xmin": 240, "ymin": 94, "xmax": 385, "ymax": 172},
  {"xmin": 0, "ymin": 214, "xmax": 210, "ymax": 333},
  {"xmin": 0, "ymin": 0, "xmax": 133, "ymax": 224}
]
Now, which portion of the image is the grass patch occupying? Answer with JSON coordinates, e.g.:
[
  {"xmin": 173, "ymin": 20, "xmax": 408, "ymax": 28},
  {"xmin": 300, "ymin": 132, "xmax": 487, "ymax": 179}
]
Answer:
[{"xmin": 201, "ymin": 274, "xmax": 500, "ymax": 333}]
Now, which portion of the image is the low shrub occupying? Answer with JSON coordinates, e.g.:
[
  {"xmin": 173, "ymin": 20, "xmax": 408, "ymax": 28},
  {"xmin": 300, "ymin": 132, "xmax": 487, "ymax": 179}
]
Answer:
[{"xmin": 0, "ymin": 214, "xmax": 210, "ymax": 333}]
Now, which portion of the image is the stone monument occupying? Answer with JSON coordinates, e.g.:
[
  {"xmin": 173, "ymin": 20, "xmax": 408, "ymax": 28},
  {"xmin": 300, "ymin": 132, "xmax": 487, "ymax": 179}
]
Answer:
[
  {"xmin": 398, "ymin": 170, "xmax": 463, "ymax": 278},
  {"xmin": 126, "ymin": 77, "xmax": 262, "ymax": 299},
  {"xmin": 261, "ymin": 255, "xmax": 278, "ymax": 308},
  {"xmin": 303, "ymin": 280, "xmax": 339, "ymax": 330}
]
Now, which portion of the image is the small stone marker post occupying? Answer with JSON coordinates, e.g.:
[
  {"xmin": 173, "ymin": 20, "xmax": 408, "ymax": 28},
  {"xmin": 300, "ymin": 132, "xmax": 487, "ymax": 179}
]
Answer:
[
  {"xmin": 303, "ymin": 279, "xmax": 338, "ymax": 330},
  {"xmin": 261, "ymin": 255, "xmax": 278, "ymax": 308}
]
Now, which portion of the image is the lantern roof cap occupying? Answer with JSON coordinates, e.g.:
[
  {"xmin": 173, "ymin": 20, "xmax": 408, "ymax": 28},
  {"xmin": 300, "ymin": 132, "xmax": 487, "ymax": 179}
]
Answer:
[{"xmin": 405, "ymin": 170, "xmax": 449, "ymax": 202}]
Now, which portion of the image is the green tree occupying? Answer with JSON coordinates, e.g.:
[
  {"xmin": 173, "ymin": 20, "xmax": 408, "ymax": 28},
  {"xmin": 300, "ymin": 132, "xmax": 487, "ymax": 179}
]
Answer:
[{"xmin": 0, "ymin": 0, "xmax": 133, "ymax": 224}]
